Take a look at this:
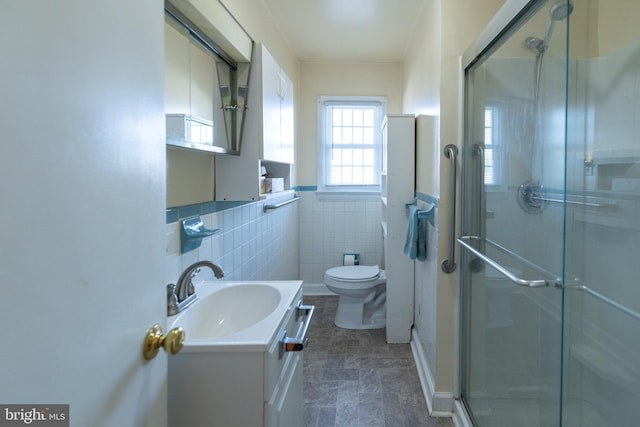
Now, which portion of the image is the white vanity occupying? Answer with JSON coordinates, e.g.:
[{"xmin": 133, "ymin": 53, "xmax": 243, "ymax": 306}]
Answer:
[{"xmin": 167, "ymin": 280, "xmax": 312, "ymax": 427}]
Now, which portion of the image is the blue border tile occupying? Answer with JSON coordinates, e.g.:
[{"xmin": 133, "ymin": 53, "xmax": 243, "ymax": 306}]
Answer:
[{"xmin": 167, "ymin": 200, "xmax": 253, "ymax": 224}]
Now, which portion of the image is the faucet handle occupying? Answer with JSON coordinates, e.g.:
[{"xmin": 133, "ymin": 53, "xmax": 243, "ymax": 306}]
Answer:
[
  {"xmin": 187, "ymin": 268, "xmax": 201, "ymax": 296},
  {"xmin": 167, "ymin": 284, "xmax": 179, "ymax": 316}
]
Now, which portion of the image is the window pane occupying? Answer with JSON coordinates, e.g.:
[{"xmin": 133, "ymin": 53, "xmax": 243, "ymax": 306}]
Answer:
[
  {"xmin": 343, "ymin": 109, "xmax": 353, "ymax": 126},
  {"xmin": 342, "ymin": 127, "xmax": 353, "ymax": 144},
  {"xmin": 333, "ymin": 108, "xmax": 342, "ymax": 126},
  {"xmin": 353, "ymin": 127, "xmax": 363, "ymax": 144},
  {"xmin": 353, "ymin": 149, "xmax": 363, "ymax": 165},
  {"xmin": 363, "ymin": 149, "xmax": 374, "ymax": 165},
  {"xmin": 330, "ymin": 148, "xmax": 343, "ymax": 165},
  {"xmin": 363, "ymin": 166, "xmax": 375, "ymax": 184},
  {"xmin": 363, "ymin": 127, "xmax": 374, "ymax": 144},
  {"xmin": 352, "ymin": 167, "xmax": 363, "ymax": 184},
  {"xmin": 333, "ymin": 127, "xmax": 342, "ymax": 144},
  {"xmin": 343, "ymin": 149, "xmax": 353, "ymax": 165},
  {"xmin": 363, "ymin": 109, "xmax": 374, "ymax": 127},
  {"xmin": 353, "ymin": 109, "xmax": 364, "ymax": 127}
]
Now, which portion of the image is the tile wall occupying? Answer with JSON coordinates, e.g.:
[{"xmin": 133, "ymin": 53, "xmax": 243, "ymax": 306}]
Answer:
[
  {"xmin": 298, "ymin": 191, "xmax": 384, "ymax": 287},
  {"xmin": 165, "ymin": 193, "xmax": 299, "ymax": 285}
]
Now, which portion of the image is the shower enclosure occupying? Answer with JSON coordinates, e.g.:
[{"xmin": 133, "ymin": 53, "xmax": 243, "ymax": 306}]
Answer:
[{"xmin": 459, "ymin": 0, "xmax": 640, "ymax": 426}]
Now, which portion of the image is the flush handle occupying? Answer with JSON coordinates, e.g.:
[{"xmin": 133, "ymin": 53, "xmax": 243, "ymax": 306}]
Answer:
[{"xmin": 143, "ymin": 324, "xmax": 185, "ymax": 360}]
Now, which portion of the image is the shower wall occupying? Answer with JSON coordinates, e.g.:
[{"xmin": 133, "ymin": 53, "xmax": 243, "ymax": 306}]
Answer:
[{"xmin": 562, "ymin": 23, "xmax": 640, "ymax": 427}]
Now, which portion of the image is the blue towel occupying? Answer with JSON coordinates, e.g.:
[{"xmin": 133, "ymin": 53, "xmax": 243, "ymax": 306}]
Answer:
[{"xmin": 404, "ymin": 204, "xmax": 427, "ymax": 261}]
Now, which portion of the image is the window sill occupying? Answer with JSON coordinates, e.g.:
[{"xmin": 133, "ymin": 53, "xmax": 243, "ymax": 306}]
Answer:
[{"xmin": 315, "ymin": 190, "xmax": 381, "ymax": 200}]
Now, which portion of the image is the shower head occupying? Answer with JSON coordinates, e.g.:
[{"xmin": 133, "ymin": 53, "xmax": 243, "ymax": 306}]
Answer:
[
  {"xmin": 550, "ymin": 1, "xmax": 574, "ymax": 21},
  {"xmin": 543, "ymin": 1, "xmax": 573, "ymax": 48},
  {"xmin": 525, "ymin": 1, "xmax": 573, "ymax": 55}
]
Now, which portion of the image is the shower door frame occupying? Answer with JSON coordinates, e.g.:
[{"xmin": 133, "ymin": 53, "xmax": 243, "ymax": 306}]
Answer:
[{"xmin": 456, "ymin": 0, "xmax": 564, "ymax": 425}]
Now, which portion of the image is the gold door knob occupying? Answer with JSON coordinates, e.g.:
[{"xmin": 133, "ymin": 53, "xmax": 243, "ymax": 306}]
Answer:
[{"xmin": 143, "ymin": 324, "xmax": 185, "ymax": 360}]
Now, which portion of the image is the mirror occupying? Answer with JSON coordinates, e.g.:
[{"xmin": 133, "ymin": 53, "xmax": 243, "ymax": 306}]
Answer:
[{"xmin": 164, "ymin": 3, "xmax": 252, "ymax": 155}]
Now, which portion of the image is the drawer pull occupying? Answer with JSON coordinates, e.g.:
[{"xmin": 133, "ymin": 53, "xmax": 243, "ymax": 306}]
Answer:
[{"xmin": 279, "ymin": 303, "xmax": 315, "ymax": 358}]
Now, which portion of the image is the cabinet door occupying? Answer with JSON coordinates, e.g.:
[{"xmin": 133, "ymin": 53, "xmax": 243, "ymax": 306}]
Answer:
[
  {"xmin": 164, "ymin": 21, "xmax": 190, "ymax": 114},
  {"xmin": 279, "ymin": 70, "xmax": 295, "ymax": 164},
  {"xmin": 189, "ymin": 41, "xmax": 215, "ymax": 121},
  {"xmin": 265, "ymin": 353, "xmax": 303, "ymax": 427},
  {"xmin": 261, "ymin": 46, "xmax": 282, "ymax": 162}
]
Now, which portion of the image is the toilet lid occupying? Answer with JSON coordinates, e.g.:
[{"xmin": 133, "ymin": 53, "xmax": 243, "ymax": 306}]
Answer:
[{"xmin": 326, "ymin": 265, "xmax": 380, "ymax": 281}]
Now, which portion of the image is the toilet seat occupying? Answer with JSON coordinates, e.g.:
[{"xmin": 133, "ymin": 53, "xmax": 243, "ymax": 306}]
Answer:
[{"xmin": 325, "ymin": 265, "xmax": 380, "ymax": 282}]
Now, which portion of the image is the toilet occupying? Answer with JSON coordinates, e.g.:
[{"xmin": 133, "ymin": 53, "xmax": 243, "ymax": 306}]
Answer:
[
  {"xmin": 485, "ymin": 265, "xmax": 521, "ymax": 328},
  {"xmin": 324, "ymin": 264, "xmax": 386, "ymax": 329}
]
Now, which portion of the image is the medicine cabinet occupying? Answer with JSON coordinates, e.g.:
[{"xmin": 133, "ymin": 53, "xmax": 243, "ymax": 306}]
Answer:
[
  {"xmin": 215, "ymin": 43, "xmax": 295, "ymax": 201},
  {"xmin": 164, "ymin": 1, "xmax": 252, "ymax": 155}
]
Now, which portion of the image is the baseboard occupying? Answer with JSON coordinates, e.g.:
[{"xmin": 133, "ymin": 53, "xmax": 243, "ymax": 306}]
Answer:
[
  {"xmin": 410, "ymin": 330, "xmax": 454, "ymax": 418},
  {"xmin": 302, "ymin": 282, "xmax": 335, "ymax": 296},
  {"xmin": 452, "ymin": 400, "xmax": 473, "ymax": 427}
]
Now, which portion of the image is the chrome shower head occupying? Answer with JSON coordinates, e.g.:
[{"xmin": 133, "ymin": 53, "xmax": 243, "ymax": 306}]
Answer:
[
  {"xmin": 550, "ymin": 1, "xmax": 574, "ymax": 21},
  {"xmin": 543, "ymin": 1, "xmax": 573, "ymax": 47}
]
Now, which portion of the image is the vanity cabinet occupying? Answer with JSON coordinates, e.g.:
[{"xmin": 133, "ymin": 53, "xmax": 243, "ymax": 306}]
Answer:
[
  {"xmin": 215, "ymin": 43, "xmax": 294, "ymax": 201},
  {"xmin": 381, "ymin": 114, "xmax": 416, "ymax": 343},
  {"xmin": 168, "ymin": 287, "xmax": 307, "ymax": 427}
]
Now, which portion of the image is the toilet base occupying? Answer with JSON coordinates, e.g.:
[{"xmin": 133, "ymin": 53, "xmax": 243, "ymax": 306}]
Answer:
[{"xmin": 334, "ymin": 290, "xmax": 386, "ymax": 330}]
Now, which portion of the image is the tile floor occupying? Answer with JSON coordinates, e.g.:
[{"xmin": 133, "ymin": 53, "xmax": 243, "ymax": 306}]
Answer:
[{"xmin": 302, "ymin": 295, "xmax": 454, "ymax": 427}]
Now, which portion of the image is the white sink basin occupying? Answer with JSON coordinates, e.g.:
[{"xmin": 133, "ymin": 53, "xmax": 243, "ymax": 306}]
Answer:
[
  {"xmin": 184, "ymin": 284, "xmax": 280, "ymax": 339},
  {"xmin": 168, "ymin": 280, "xmax": 303, "ymax": 352}
]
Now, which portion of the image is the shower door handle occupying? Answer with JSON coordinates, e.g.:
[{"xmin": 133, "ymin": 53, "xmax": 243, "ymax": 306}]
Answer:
[{"xmin": 457, "ymin": 236, "xmax": 549, "ymax": 287}]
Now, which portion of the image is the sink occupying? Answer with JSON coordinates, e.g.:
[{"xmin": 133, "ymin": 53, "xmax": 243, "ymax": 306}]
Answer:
[
  {"xmin": 168, "ymin": 280, "xmax": 303, "ymax": 352},
  {"xmin": 182, "ymin": 284, "xmax": 280, "ymax": 339}
]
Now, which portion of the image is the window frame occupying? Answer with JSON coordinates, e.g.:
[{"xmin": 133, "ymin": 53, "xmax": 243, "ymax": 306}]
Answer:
[{"xmin": 317, "ymin": 95, "xmax": 387, "ymax": 194}]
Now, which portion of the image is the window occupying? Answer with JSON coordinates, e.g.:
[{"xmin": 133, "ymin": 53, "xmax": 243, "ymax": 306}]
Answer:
[
  {"xmin": 318, "ymin": 96, "xmax": 386, "ymax": 192},
  {"xmin": 484, "ymin": 105, "xmax": 502, "ymax": 188}
]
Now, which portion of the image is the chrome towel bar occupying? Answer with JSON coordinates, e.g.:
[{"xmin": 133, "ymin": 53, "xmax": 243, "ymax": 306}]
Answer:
[
  {"xmin": 565, "ymin": 283, "xmax": 640, "ymax": 323},
  {"xmin": 263, "ymin": 196, "xmax": 301, "ymax": 212},
  {"xmin": 457, "ymin": 236, "xmax": 549, "ymax": 287},
  {"xmin": 531, "ymin": 196, "xmax": 617, "ymax": 208}
]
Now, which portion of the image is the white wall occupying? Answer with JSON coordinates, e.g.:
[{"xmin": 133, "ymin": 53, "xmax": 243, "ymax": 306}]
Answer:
[{"xmin": 402, "ymin": 0, "xmax": 505, "ymax": 413}]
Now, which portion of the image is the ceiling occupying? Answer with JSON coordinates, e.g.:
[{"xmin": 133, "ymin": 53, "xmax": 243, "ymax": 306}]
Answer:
[{"xmin": 262, "ymin": 0, "xmax": 426, "ymax": 63}]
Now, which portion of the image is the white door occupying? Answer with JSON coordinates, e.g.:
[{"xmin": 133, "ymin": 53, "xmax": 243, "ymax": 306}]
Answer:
[{"xmin": 0, "ymin": 1, "xmax": 168, "ymax": 426}]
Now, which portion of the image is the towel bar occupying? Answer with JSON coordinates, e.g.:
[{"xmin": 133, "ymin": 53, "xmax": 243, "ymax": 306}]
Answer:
[
  {"xmin": 405, "ymin": 201, "xmax": 435, "ymax": 227},
  {"xmin": 263, "ymin": 196, "xmax": 301, "ymax": 212}
]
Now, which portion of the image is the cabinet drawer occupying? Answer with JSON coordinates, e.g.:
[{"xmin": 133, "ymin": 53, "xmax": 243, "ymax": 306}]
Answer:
[
  {"xmin": 264, "ymin": 289, "xmax": 303, "ymax": 397},
  {"xmin": 265, "ymin": 352, "xmax": 303, "ymax": 427}
]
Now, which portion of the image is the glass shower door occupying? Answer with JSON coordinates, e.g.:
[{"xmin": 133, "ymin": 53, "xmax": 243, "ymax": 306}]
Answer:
[
  {"xmin": 460, "ymin": 1, "xmax": 569, "ymax": 426},
  {"xmin": 562, "ymin": 0, "xmax": 640, "ymax": 425}
]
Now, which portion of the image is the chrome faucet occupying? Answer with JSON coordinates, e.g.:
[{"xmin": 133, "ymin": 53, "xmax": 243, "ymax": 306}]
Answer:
[{"xmin": 167, "ymin": 261, "xmax": 224, "ymax": 316}]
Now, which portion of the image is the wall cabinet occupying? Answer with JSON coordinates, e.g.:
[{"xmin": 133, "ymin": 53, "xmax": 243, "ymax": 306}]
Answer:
[
  {"xmin": 381, "ymin": 114, "xmax": 416, "ymax": 343},
  {"xmin": 258, "ymin": 43, "xmax": 294, "ymax": 164},
  {"xmin": 215, "ymin": 43, "xmax": 294, "ymax": 201},
  {"xmin": 165, "ymin": 18, "xmax": 217, "ymax": 123},
  {"xmin": 164, "ymin": 11, "xmax": 249, "ymax": 154}
]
